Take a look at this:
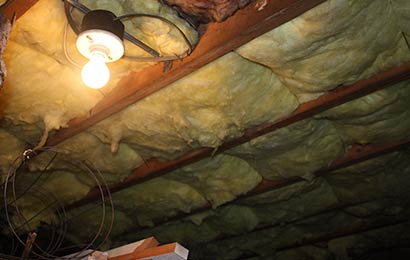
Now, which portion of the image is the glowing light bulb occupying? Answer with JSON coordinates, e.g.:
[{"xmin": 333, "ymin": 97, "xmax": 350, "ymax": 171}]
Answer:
[{"xmin": 81, "ymin": 53, "xmax": 110, "ymax": 89}]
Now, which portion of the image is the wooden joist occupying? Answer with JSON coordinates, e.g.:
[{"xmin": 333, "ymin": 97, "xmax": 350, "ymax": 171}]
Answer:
[
  {"xmin": 0, "ymin": 12, "xmax": 10, "ymax": 89},
  {"xmin": 46, "ymin": 0, "xmax": 326, "ymax": 147},
  {"xmin": 214, "ymin": 206, "xmax": 410, "ymax": 258},
  {"xmin": 275, "ymin": 219, "xmax": 410, "ymax": 252},
  {"xmin": 65, "ymin": 63, "xmax": 410, "ymax": 210},
  {"xmin": 115, "ymin": 138, "xmax": 410, "ymax": 236},
  {"xmin": 2, "ymin": 0, "xmax": 38, "ymax": 20}
]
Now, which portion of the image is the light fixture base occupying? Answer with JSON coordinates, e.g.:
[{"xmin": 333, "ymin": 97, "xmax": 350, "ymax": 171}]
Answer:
[{"xmin": 76, "ymin": 29, "xmax": 124, "ymax": 62}]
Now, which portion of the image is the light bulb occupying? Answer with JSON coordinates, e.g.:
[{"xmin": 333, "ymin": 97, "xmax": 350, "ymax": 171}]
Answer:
[{"xmin": 81, "ymin": 54, "xmax": 110, "ymax": 89}]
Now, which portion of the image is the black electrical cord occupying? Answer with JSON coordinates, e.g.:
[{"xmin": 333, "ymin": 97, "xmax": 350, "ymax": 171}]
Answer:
[
  {"xmin": 115, "ymin": 13, "xmax": 194, "ymax": 54},
  {"xmin": 63, "ymin": 0, "xmax": 161, "ymax": 58},
  {"xmin": 63, "ymin": 0, "xmax": 197, "ymax": 62},
  {"xmin": 1, "ymin": 152, "xmax": 58, "ymax": 210}
]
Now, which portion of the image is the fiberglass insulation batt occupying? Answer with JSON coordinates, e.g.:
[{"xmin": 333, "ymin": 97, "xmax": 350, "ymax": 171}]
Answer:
[
  {"xmin": 0, "ymin": 0, "xmax": 410, "ymax": 251},
  {"xmin": 0, "ymin": 0, "xmax": 198, "ymax": 145},
  {"xmin": 90, "ymin": 52, "xmax": 299, "ymax": 159},
  {"xmin": 125, "ymin": 151, "xmax": 410, "ymax": 259},
  {"xmin": 0, "ymin": 0, "xmax": 198, "ymax": 181},
  {"xmin": 237, "ymin": 0, "xmax": 410, "ymax": 102}
]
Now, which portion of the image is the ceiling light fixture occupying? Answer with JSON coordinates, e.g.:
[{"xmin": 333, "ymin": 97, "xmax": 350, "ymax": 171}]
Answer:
[
  {"xmin": 64, "ymin": 0, "xmax": 198, "ymax": 89},
  {"xmin": 76, "ymin": 10, "xmax": 125, "ymax": 89}
]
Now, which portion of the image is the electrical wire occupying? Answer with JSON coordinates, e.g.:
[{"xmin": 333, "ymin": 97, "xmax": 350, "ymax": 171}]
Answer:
[
  {"xmin": 63, "ymin": 0, "xmax": 160, "ymax": 58},
  {"xmin": 63, "ymin": 21, "xmax": 82, "ymax": 69},
  {"xmin": 115, "ymin": 13, "xmax": 194, "ymax": 59},
  {"xmin": 62, "ymin": 0, "xmax": 197, "ymax": 62},
  {"xmin": 2, "ymin": 148, "xmax": 114, "ymax": 259},
  {"xmin": 55, "ymin": 159, "xmax": 113, "ymax": 259},
  {"xmin": 13, "ymin": 193, "xmax": 66, "ymax": 259},
  {"xmin": 1, "ymin": 152, "xmax": 58, "ymax": 209},
  {"xmin": 0, "ymin": 253, "xmax": 21, "ymax": 260},
  {"xmin": 402, "ymin": 31, "xmax": 410, "ymax": 53},
  {"xmin": 7, "ymin": 171, "xmax": 67, "ymax": 259},
  {"xmin": 115, "ymin": 13, "xmax": 193, "ymax": 52}
]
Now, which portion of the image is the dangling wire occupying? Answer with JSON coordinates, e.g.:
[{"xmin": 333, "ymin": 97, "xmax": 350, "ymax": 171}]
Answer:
[
  {"xmin": 2, "ymin": 148, "xmax": 114, "ymax": 259},
  {"xmin": 4, "ymin": 165, "xmax": 67, "ymax": 259}
]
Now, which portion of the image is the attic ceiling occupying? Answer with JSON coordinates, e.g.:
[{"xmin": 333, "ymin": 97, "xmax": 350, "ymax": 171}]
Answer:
[{"xmin": 0, "ymin": 0, "xmax": 410, "ymax": 259}]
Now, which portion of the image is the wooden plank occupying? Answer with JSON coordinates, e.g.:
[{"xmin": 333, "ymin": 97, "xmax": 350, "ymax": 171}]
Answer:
[
  {"xmin": 110, "ymin": 242, "xmax": 188, "ymax": 260},
  {"xmin": 108, "ymin": 237, "xmax": 159, "ymax": 260},
  {"xmin": 2, "ymin": 0, "xmax": 38, "ymax": 20},
  {"xmin": 46, "ymin": 0, "xmax": 326, "ymax": 147},
  {"xmin": 64, "ymin": 63, "xmax": 410, "ymax": 210},
  {"xmin": 133, "ymin": 237, "xmax": 159, "ymax": 253}
]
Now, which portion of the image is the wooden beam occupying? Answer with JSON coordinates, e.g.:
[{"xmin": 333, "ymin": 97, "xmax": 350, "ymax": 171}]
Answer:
[
  {"xmin": 250, "ymin": 139, "xmax": 410, "ymax": 197},
  {"xmin": 65, "ymin": 63, "xmax": 410, "ymax": 210},
  {"xmin": 132, "ymin": 237, "xmax": 159, "ymax": 253},
  {"xmin": 114, "ymin": 138, "xmax": 410, "ymax": 235},
  {"xmin": 221, "ymin": 210, "xmax": 410, "ymax": 259},
  {"xmin": 275, "ymin": 219, "xmax": 410, "ymax": 252},
  {"xmin": 210, "ymin": 198, "xmax": 380, "ymax": 244},
  {"xmin": 46, "ymin": 0, "xmax": 326, "ymax": 147},
  {"xmin": 0, "ymin": 11, "xmax": 10, "ymax": 89},
  {"xmin": 2, "ymin": 0, "xmax": 38, "ymax": 20}
]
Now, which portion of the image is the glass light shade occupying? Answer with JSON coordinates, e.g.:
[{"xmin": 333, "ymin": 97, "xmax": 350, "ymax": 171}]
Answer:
[{"xmin": 81, "ymin": 54, "xmax": 110, "ymax": 89}]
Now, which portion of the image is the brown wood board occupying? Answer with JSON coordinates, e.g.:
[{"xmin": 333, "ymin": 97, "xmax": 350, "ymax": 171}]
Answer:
[
  {"xmin": 65, "ymin": 63, "xmax": 410, "ymax": 210},
  {"xmin": 2, "ymin": 0, "xmax": 38, "ymax": 20},
  {"xmin": 113, "ymin": 138, "xmax": 410, "ymax": 235},
  {"xmin": 46, "ymin": 0, "xmax": 326, "ymax": 147}
]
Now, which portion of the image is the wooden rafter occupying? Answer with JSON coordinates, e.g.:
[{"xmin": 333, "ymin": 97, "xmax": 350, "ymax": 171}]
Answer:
[
  {"xmin": 114, "ymin": 138, "xmax": 410, "ymax": 236},
  {"xmin": 65, "ymin": 63, "xmax": 410, "ymax": 210},
  {"xmin": 210, "ymin": 199, "xmax": 381, "ymax": 243},
  {"xmin": 2, "ymin": 0, "xmax": 38, "ymax": 20},
  {"xmin": 276, "ymin": 219, "xmax": 410, "ymax": 252},
  {"xmin": 2, "ymin": 1, "xmax": 409, "ymax": 253},
  {"xmin": 46, "ymin": 0, "xmax": 326, "ymax": 147},
  {"xmin": 218, "ymin": 208, "xmax": 410, "ymax": 258}
]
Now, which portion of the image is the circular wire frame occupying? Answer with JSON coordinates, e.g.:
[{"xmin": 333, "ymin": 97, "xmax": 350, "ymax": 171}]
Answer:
[{"xmin": 2, "ymin": 148, "xmax": 114, "ymax": 259}]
